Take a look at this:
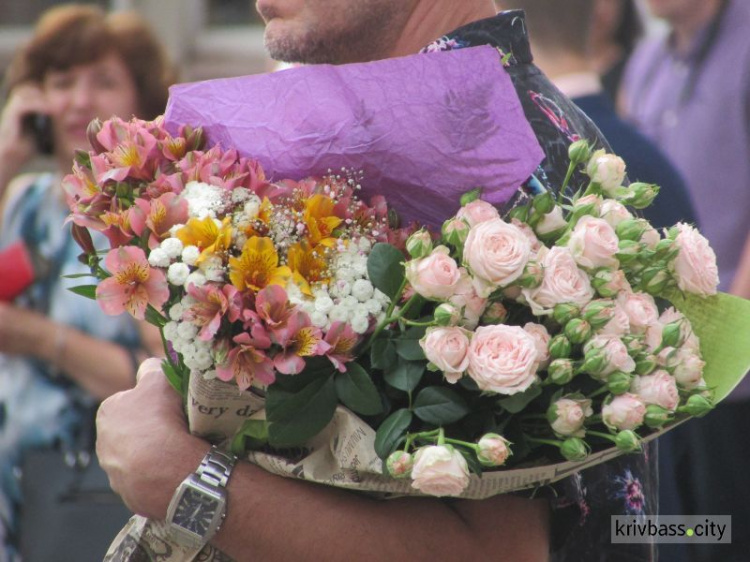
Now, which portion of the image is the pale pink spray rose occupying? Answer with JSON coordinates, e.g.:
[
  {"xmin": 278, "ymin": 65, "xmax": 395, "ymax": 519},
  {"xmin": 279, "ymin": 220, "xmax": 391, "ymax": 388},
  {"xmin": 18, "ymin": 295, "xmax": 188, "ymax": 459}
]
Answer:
[
  {"xmin": 567, "ymin": 216, "xmax": 620, "ymax": 269},
  {"xmin": 586, "ymin": 149, "xmax": 627, "ymax": 196},
  {"xmin": 575, "ymin": 194, "xmax": 604, "ymax": 214},
  {"xmin": 463, "ymin": 218, "xmax": 532, "ymax": 297},
  {"xmin": 456, "ymin": 199, "xmax": 500, "ymax": 227},
  {"xmin": 602, "ymin": 393, "xmax": 647, "ymax": 431},
  {"xmin": 584, "ymin": 334, "xmax": 636, "ymax": 376},
  {"xmin": 535, "ymin": 205, "xmax": 568, "ymax": 236},
  {"xmin": 549, "ymin": 397, "xmax": 593, "ymax": 437},
  {"xmin": 467, "ymin": 325, "xmax": 540, "ymax": 395},
  {"xmin": 448, "ymin": 273, "xmax": 488, "ymax": 329},
  {"xmin": 523, "ymin": 322, "xmax": 551, "ymax": 369},
  {"xmin": 631, "ymin": 370, "xmax": 680, "ymax": 412},
  {"xmin": 672, "ymin": 223, "xmax": 719, "ymax": 296},
  {"xmin": 522, "ymin": 246, "xmax": 596, "ymax": 315},
  {"xmin": 476, "ymin": 433, "xmax": 511, "ymax": 466},
  {"xmin": 405, "ymin": 246, "xmax": 462, "ymax": 300},
  {"xmin": 672, "ymin": 349, "xmax": 705, "ymax": 390},
  {"xmin": 659, "ymin": 307, "xmax": 701, "ymax": 352},
  {"xmin": 616, "ymin": 291, "xmax": 659, "ymax": 335},
  {"xmin": 510, "ymin": 218, "xmax": 543, "ymax": 251},
  {"xmin": 599, "ymin": 199, "xmax": 632, "ymax": 227},
  {"xmin": 420, "ymin": 326, "xmax": 471, "ymax": 383},
  {"xmin": 411, "ymin": 445, "xmax": 470, "ymax": 497},
  {"xmin": 599, "ymin": 303, "xmax": 631, "ymax": 337}
]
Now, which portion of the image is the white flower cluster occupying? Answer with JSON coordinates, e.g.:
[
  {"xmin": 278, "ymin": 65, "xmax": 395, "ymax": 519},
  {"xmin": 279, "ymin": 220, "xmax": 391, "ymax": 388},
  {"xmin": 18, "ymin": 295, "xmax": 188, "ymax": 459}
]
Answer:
[
  {"xmin": 288, "ymin": 237, "xmax": 390, "ymax": 334},
  {"xmin": 163, "ymin": 299, "xmax": 218, "ymax": 379},
  {"xmin": 183, "ymin": 180, "xmax": 226, "ymax": 219}
]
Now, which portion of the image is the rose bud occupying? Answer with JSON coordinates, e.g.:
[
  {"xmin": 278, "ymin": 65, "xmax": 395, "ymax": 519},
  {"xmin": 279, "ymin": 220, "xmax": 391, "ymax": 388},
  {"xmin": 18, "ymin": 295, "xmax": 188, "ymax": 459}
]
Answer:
[
  {"xmin": 653, "ymin": 238, "xmax": 677, "ymax": 260},
  {"xmin": 553, "ymin": 303, "xmax": 580, "ymax": 325},
  {"xmin": 635, "ymin": 354, "xmax": 658, "ymax": 376},
  {"xmin": 679, "ymin": 394, "xmax": 714, "ymax": 417},
  {"xmin": 568, "ymin": 202, "xmax": 599, "ymax": 227},
  {"xmin": 644, "ymin": 404, "xmax": 674, "ymax": 428},
  {"xmin": 459, "ymin": 187, "xmax": 482, "ymax": 207},
  {"xmin": 456, "ymin": 199, "xmax": 500, "ymax": 227},
  {"xmin": 434, "ymin": 303, "xmax": 461, "ymax": 326},
  {"xmin": 607, "ymin": 371, "xmax": 632, "ymax": 395},
  {"xmin": 615, "ymin": 218, "xmax": 650, "ymax": 242},
  {"xmin": 602, "ymin": 393, "xmax": 646, "ymax": 431},
  {"xmin": 660, "ymin": 322, "xmax": 684, "ymax": 349},
  {"xmin": 532, "ymin": 192, "xmax": 556, "ymax": 215},
  {"xmin": 614, "ymin": 430, "xmax": 642, "ymax": 452},
  {"xmin": 565, "ymin": 318, "xmax": 592, "ymax": 345},
  {"xmin": 548, "ymin": 334, "xmax": 572, "ymax": 360},
  {"xmin": 476, "ymin": 433, "xmax": 512, "ymax": 467},
  {"xmin": 547, "ymin": 396, "xmax": 593, "ymax": 438},
  {"xmin": 568, "ymin": 139, "xmax": 591, "ymax": 164},
  {"xmin": 580, "ymin": 348, "xmax": 608, "ymax": 377},
  {"xmin": 517, "ymin": 259, "xmax": 544, "ymax": 289},
  {"xmin": 480, "ymin": 302, "xmax": 508, "ymax": 325},
  {"xmin": 582, "ymin": 299, "xmax": 616, "ymax": 330},
  {"xmin": 442, "ymin": 218, "xmax": 470, "ymax": 247},
  {"xmin": 535, "ymin": 206, "xmax": 569, "ymax": 239},
  {"xmin": 406, "ymin": 229, "xmax": 434, "ymax": 259},
  {"xmin": 586, "ymin": 150, "xmax": 626, "ymax": 196},
  {"xmin": 624, "ymin": 182, "xmax": 660, "ymax": 209},
  {"xmin": 641, "ymin": 267, "xmax": 671, "ymax": 295},
  {"xmin": 411, "ymin": 445, "xmax": 470, "ymax": 497},
  {"xmin": 507, "ymin": 203, "xmax": 530, "ymax": 223},
  {"xmin": 386, "ymin": 450, "xmax": 414, "ymax": 478},
  {"xmin": 616, "ymin": 239, "xmax": 641, "ymax": 263},
  {"xmin": 548, "ymin": 358, "xmax": 576, "ymax": 385},
  {"xmin": 560, "ymin": 437, "xmax": 590, "ymax": 462}
]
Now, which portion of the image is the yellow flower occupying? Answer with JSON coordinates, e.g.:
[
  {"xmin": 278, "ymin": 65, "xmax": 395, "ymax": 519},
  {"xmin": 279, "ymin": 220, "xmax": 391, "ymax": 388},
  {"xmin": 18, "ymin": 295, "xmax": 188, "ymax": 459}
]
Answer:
[
  {"xmin": 176, "ymin": 216, "xmax": 232, "ymax": 264},
  {"xmin": 287, "ymin": 241, "xmax": 330, "ymax": 295},
  {"xmin": 229, "ymin": 236, "xmax": 291, "ymax": 292},
  {"xmin": 304, "ymin": 194, "xmax": 342, "ymax": 246}
]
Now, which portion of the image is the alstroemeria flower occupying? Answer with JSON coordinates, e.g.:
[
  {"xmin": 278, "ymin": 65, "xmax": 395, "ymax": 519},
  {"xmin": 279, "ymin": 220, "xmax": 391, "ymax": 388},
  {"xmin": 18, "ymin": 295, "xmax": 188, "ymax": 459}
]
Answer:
[
  {"xmin": 96, "ymin": 246, "xmax": 169, "ymax": 320},
  {"xmin": 323, "ymin": 321, "xmax": 359, "ymax": 372},
  {"xmin": 216, "ymin": 328, "xmax": 274, "ymax": 391},
  {"xmin": 130, "ymin": 192, "xmax": 189, "ymax": 248},
  {"xmin": 255, "ymin": 285, "xmax": 296, "ymax": 334},
  {"xmin": 183, "ymin": 283, "xmax": 243, "ymax": 341},
  {"xmin": 175, "ymin": 216, "xmax": 232, "ymax": 264},
  {"xmin": 273, "ymin": 312, "xmax": 331, "ymax": 375},
  {"xmin": 304, "ymin": 193, "xmax": 343, "ymax": 246},
  {"xmin": 287, "ymin": 240, "xmax": 330, "ymax": 295},
  {"xmin": 229, "ymin": 236, "xmax": 291, "ymax": 293}
]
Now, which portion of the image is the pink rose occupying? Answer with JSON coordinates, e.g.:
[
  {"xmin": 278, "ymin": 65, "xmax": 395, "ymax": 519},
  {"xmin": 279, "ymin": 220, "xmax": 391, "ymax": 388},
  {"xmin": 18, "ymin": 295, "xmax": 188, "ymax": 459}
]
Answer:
[
  {"xmin": 477, "ymin": 433, "xmax": 511, "ymax": 466},
  {"xmin": 599, "ymin": 199, "xmax": 632, "ymax": 227},
  {"xmin": 549, "ymin": 397, "xmax": 593, "ymax": 437},
  {"xmin": 456, "ymin": 199, "xmax": 500, "ymax": 227},
  {"xmin": 631, "ymin": 370, "xmax": 679, "ymax": 411},
  {"xmin": 523, "ymin": 322, "xmax": 551, "ymax": 368},
  {"xmin": 584, "ymin": 334, "xmax": 636, "ymax": 376},
  {"xmin": 659, "ymin": 307, "xmax": 701, "ymax": 352},
  {"xmin": 599, "ymin": 304, "xmax": 631, "ymax": 337},
  {"xmin": 672, "ymin": 223, "xmax": 719, "ymax": 296},
  {"xmin": 405, "ymin": 246, "xmax": 462, "ymax": 300},
  {"xmin": 522, "ymin": 246, "xmax": 595, "ymax": 315},
  {"xmin": 463, "ymin": 218, "xmax": 532, "ymax": 297},
  {"xmin": 467, "ymin": 325, "xmax": 540, "ymax": 395},
  {"xmin": 672, "ymin": 348, "xmax": 705, "ymax": 390},
  {"xmin": 640, "ymin": 226, "xmax": 660, "ymax": 249},
  {"xmin": 568, "ymin": 216, "xmax": 620, "ymax": 269},
  {"xmin": 420, "ymin": 326, "xmax": 471, "ymax": 383},
  {"xmin": 448, "ymin": 274, "xmax": 488, "ymax": 329},
  {"xmin": 411, "ymin": 445, "xmax": 470, "ymax": 497},
  {"xmin": 535, "ymin": 205, "xmax": 568, "ymax": 236},
  {"xmin": 617, "ymin": 291, "xmax": 658, "ymax": 335},
  {"xmin": 586, "ymin": 149, "xmax": 626, "ymax": 196},
  {"xmin": 575, "ymin": 194, "xmax": 604, "ymax": 213},
  {"xmin": 510, "ymin": 218, "xmax": 543, "ymax": 251},
  {"xmin": 602, "ymin": 393, "xmax": 646, "ymax": 430}
]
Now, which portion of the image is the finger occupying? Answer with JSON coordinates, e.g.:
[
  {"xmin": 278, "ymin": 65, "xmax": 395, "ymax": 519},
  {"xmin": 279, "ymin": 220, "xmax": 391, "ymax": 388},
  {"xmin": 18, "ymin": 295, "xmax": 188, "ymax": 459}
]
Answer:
[{"xmin": 135, "ymin": 356, "xmax": 165, "ymax": 385}]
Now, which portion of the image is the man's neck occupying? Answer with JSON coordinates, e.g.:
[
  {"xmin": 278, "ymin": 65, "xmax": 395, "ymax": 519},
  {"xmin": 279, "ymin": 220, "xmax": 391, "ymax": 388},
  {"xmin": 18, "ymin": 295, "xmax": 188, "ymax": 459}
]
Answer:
[
  {"xmin": 670, "ymin": 0, "xmax": 723, "ymax": 55},
  {"xmin": 387, "ymin": 1, "xmax": 497, "ymax": 58}
]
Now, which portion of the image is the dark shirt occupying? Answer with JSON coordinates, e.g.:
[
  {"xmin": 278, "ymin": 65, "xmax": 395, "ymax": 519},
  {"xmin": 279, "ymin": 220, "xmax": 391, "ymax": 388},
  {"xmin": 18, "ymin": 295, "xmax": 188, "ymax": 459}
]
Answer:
[{"xmin": 424, "ymin": 11, "xmax": 658, "ymax": 561}]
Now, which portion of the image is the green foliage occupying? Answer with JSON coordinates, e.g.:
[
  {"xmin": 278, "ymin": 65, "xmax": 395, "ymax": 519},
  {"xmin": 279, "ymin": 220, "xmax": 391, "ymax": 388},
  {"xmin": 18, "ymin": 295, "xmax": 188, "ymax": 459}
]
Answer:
[
  {"xmin": 374, "ymin": 408, "xmax": 413, "ymax": 459},
  {"xmin": 367, "ymin": 243, "xmax": 405, "ymax": 301},
  {"xmin": 413, "ymin": 386, "xmax": 470, "ymax": 425},
  {"xmin": 335, "ymin": 363, "xmax": 383, "ymax": 416}
]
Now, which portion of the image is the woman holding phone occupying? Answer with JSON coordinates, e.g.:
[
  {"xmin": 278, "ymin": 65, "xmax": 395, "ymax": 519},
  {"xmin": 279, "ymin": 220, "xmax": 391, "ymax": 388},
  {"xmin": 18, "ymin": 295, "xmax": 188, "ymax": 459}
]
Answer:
[{"xmin": 0, "ymin": 5, "xmax": 173, "ymax": 558}]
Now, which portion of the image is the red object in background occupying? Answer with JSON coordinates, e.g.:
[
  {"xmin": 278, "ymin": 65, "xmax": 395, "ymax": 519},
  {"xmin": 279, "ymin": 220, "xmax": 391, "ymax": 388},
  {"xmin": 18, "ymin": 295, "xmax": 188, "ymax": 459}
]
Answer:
[{"xmin": 0, "ymin": 241, "xmax": 36, "ymax": 301}]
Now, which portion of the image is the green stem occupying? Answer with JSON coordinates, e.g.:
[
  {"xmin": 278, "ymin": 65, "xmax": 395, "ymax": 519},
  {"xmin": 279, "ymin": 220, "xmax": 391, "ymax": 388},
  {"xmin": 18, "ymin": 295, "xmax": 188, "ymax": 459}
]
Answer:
[
  {"xmin": 560, "ymin": 161, "xmax": 576, "ymax": 194},
  {"xmin": 400, "ymin": 319, "xmax": 435, "ymax": 327},
  {"xmin": 587, "ymin": 430, "xmax": 617, "ymax": 443},
  {"xmin": 361, "ymin": 286, "xmax": 417, "ymax": 354},
  {"xmin": 587, "ymin": 387, "xmax": 610, "ymax": 399},
  {"xmin": 526, "ymin": 437, "xmax": 562, "ymax": 448}
]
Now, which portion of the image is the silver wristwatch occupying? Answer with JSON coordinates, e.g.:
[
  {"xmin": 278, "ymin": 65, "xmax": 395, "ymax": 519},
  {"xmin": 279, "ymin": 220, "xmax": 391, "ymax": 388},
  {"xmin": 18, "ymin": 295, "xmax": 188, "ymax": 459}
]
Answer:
[{"xmin": 166, "ymin": 446, "xmax": 237, "ymax": 549}]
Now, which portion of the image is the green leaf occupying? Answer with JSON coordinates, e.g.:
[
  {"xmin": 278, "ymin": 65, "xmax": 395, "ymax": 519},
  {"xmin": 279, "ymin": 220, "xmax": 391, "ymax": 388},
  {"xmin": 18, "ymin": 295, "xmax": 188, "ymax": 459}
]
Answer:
[
  {"xmin": 395, "ymin": 326, "xmax": 427, "ymax": 361},
  {"xmin": 371, "ymin": 337, "xmax": 398, "ymax": 371},
  {"xmin": 498, "ymin": 385, "xmax": 543, "ymax": 414},
  {"xmin": 67, "ymin": 284, "xmax": 97, "ymax": 300},
  {"xmin": 162, "ymin": 359, "xmax": 185, "ymax": 397},
  {"xmin": 384, "ymin": 356, "xmax": 425, "ymax": 392},
  {"xmin": 273, "ymin": 359, "xmax": 336, "ymax": 393},
  {"xmin": 267, "ymin": 376, "xmax": 337, "ymax": 447},
  {"xmin": 335, "ymin": 363, "xmax": 383, "ymax": 416},
  {"xmin": 62, "ymin": 273, "xmax": 97, "ymax": 280},
  {"xmin": 231, "ymin": 419, "xmax": 269, "ymax": 455},
  {"xmin": 374, "ymin": 408, "xmax": 413, "ymax": 459},
  {"xmin": 367, "ymin": 243, "xmax": 405, "ymax": 301},
  {"xmin": 145, "ymin": 305, "xmax": 168, "ymax": 328},
  {"xmin": 413, "ymin": 386, "xmax": 470, "ymax": 425}
]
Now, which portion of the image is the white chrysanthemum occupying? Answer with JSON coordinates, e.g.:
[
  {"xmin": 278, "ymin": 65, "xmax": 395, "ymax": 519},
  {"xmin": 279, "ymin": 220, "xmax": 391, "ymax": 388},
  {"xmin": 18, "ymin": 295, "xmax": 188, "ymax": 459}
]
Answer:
[
  {"xmin": 169, "ymin": 224, "xmax": 185, "ymax": 237},
  {"xmin": 169, "ymin": 303, "xmax": 186, "ymax": 321},
  {"xmin": 177, "ymin": 321, "xmax": 199, "ymax": 341},
  {"xmin": 186, "ymin": 271, "xmax": 207, "ymax": 288},
  {"xmin": 160, "ymin": 237, "xmax": 184, "ymax": 259},
  {"xmin": 310, "ymin": 311, "xmax": 328, "ymax": 328},
  {"xmin": 373, "ymin": 289, "xmax": 390, "ymax": 305},
  {"xmin": 193, "ymin": 348, "xmax": 214, "ymax": 370},
  {"xmin": 364, "ymin": 298, "xmax": 384, "ymax": 315},
  {"xmin": 148, "ymin": 248, "xmax": 171, "ymax": 268},
  {"xmin": 231, "ymin": 187, "xmax": 252, "ymax": 203},
  {"xmin": 351, "ymin": 279, "xmax": 374, "ymax": 302},
  {"xmin": 358, "ymin": 237, "xmax": 372, "ymax": 252},
  {"xmin": 341, "ymin": 295, "xmax": 358, "ymax": 310},
  {"xmin": 168, "ymin": 262, "xmax": 191, "ymax": 286},
  {"xmin": 181, "ymin": 245, "xmax": 201, "ymax": 266},
  {"xmin": 331, "ymin": 280, "xmax": 352, "ymax": 298},
  {"xmin": 350, "ymin": 314, "xmax": 370, "ymax": 335},
  {"xmin": 184, "ymin": 181, "xmax": 225, "ymax": 219},
  {"xmin": 163, "ymin": 321, "xmax": 179, "ymax": 342},
  {"xmin": 314, "ymin": 295, "xmax": 335, "ymax": 313},
  {"xmin": 329, "ymin": 305, "xmax": 350, "ymax": 323},
  {"xmin": 336, "ymin": 267, "xmax": 356, "ymax": 283},
  {"xmin": 243, "ymin": 195, "xmax": 262, "ymax": 219}
]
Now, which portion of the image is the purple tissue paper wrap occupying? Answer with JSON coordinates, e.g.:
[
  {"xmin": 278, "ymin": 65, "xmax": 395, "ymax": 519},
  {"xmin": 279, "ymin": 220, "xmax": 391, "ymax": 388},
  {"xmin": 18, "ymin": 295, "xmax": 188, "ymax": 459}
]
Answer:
[{"xmin": 164, "ymin": 46, "xmax": 544, "ymax": 228}]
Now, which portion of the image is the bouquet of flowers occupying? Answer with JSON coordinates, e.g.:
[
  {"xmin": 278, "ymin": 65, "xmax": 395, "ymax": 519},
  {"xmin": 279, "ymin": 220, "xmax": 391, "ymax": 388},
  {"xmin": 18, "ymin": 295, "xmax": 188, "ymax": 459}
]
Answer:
[{"xmin": 64, "ymin": 47, "xmax": 750, "ymax": 560}]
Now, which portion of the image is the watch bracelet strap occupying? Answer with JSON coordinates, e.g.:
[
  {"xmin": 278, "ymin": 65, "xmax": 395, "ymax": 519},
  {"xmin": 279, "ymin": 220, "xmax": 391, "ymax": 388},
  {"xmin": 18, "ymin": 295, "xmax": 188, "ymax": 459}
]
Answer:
[{"xmin": 196, "ymin": 446, "xmax": 237, "ymax": 488}]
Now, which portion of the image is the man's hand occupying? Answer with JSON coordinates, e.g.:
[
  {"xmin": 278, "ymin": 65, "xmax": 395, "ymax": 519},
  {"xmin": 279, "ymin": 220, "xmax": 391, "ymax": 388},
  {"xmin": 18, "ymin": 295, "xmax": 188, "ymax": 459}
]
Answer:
[{"xmin": 96, "ymin": 358, "xmax": 208, "ymax": 519}]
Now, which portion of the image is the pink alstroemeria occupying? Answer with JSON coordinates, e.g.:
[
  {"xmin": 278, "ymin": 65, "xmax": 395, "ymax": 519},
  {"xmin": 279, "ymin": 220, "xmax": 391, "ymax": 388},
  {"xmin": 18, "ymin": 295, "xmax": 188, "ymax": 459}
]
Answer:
[
  {"xmin": 323, "ymin": 321, "xmax": 360, "ymax": 372},
  {"xmin": 273, "ymin": 312, "xmax": 331, "ymax": 375},
  {"xmin": 129, "ymin": 192, "xmax": 189, "ymax": 248},
  {"xmin": 96, "ymin": 246, "xmax": 169, "ymax": 320},
  {"xmin": 183, "ymin": 283, "xmax": 243, "ymax": 341},
  {"xmin": 255, "ymin": 285, "xmax": 297, "ymax": 337},
  {"xmin": 216, "ymin": 328, "xmax": 274, "ymax": 391}
]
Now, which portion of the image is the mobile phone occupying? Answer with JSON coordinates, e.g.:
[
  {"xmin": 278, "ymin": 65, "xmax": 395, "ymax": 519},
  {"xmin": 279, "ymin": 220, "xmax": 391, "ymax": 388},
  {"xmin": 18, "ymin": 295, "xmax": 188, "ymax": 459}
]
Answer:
[{"xmin": 21, "ymin": 112, "xmax": 55, "ymax": 156}]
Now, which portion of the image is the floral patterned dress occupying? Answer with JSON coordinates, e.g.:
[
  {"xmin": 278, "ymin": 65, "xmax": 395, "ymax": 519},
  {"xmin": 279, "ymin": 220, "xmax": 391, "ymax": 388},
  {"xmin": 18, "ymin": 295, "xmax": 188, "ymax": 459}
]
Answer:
[{"xmin": 421, "ymin": 11, "xmax": 658, "ymax": 561}]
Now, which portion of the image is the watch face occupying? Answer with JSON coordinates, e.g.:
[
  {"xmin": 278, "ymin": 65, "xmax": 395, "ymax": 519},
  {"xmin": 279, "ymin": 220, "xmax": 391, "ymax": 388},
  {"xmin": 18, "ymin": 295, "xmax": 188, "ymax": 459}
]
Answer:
[{"xmin": 173, "ymin": 487, "xmax": 222, "ymax": 537}]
